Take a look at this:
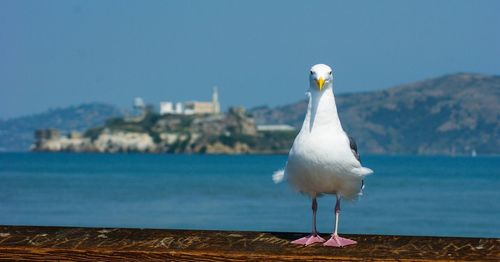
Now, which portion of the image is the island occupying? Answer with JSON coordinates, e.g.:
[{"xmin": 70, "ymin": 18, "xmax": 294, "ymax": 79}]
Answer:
[{"xmin": 32, "ymin": 107, "xmax": 296, "ymax": 154}]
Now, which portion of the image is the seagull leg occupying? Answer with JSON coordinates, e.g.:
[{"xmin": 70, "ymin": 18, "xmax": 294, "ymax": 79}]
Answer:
[
  {"xmin": 291, "ymin": 197, "xmax": 325, "ymax": 246},
  {"xmin": 323, "ymin": 195, "xmax": 357, "ymax": 247}
]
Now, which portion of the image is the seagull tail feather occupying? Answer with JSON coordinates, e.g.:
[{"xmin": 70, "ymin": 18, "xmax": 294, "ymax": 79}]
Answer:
[
  {"xmin": 272, "ymin": 169, "xmax": 286, "ymax": 184},
  {"xmin": 351, "ymin": 167, "xmax": 373, "ymax": 177}
]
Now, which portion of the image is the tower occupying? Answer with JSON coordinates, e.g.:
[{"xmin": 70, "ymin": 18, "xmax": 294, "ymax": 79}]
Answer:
[{"xmin": 212, "ymin": 86, "xmax": 221, "ymax": 114}]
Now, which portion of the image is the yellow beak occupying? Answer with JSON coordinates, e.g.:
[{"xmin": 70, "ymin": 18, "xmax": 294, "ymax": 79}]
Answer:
[{"xmin": 316, "ymin": 77, "xmax": 325, "ymax": 91}]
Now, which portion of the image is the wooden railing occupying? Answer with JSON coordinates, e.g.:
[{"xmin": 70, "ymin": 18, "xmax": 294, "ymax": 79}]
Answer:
[{"xmin": 0, "ymin": 225, "xmax": 498, "ymax": 261}]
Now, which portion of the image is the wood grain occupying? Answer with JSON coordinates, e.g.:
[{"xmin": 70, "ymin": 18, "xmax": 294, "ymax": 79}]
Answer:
[{"xmin": 0, "ymin": 226, "xmax": 498, "ymax": 261}]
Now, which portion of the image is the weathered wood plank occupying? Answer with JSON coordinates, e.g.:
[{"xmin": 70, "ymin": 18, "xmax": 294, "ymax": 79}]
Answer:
[{"xmin": 0, "ymin": 226, "xmax": 498, "ymax": 261}]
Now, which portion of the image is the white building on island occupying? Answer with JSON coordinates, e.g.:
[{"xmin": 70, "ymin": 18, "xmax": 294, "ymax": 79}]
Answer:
[
  {"xmin": 256, "ymin": 124, "xmax": 296, "ymax": 132},
  {"xmin": 160, "ymin": 87, "xmax": 221, "ymax": 115}
]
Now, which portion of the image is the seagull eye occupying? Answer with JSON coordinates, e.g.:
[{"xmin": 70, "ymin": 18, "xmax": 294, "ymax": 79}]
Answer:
[
  {"xmin": 329, "ymin": 71, "xmax": 332, "ymax": 75},
  {"xmin": 310, "ymin": 71, "xmax": 314, "ymax": 75}
]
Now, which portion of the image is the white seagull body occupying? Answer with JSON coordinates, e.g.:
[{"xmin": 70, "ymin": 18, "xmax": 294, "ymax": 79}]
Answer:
[
  {"xmin": 286, "ymin": 87, "xmax": 371, "ymax": 199},
  {"xmin": 273, "ymin": 64, "xmax": 373, "ymax": 247}
]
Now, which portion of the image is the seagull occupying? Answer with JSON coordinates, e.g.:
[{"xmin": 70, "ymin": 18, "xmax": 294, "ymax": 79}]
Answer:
[{"xmin": 273, "ymin": 64, "xmax": 373, "ymax": 247}]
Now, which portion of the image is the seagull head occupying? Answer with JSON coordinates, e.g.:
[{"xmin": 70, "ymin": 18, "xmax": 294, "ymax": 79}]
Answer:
[{"xmin": 309, "ymin": 64, "xmax": 333, "ymax": 92}]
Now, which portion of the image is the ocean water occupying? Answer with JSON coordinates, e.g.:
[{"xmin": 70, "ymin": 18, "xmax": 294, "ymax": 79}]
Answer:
[{"xmin": 0, "ymin": 153, "xmax": 498, "ymax": 238}]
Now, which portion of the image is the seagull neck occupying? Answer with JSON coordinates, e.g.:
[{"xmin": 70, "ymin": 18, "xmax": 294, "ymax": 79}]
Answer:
[{"xmin": 303, "ymin": 87, "xmax": 343, "ymax": 133}]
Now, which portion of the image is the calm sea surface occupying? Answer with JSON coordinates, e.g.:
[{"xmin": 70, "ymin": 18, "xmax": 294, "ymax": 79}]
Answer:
[{"xmin": 0, "ymin": 153, "xmax": 498, "ymax": 238}]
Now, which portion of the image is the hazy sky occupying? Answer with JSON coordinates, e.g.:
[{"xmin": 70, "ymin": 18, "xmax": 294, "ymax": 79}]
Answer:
[{"xmin": 1, "ymin": 0, "xmax": 499, "ymax": 119}]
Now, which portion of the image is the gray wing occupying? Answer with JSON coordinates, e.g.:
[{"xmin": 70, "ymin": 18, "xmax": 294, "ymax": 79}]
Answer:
[
  {"xmin": 348, "ymin": 135, "xmax": 365, "ymax": 192},
  {"xmin": 348, "ymin": 135, "xmax": 360, "ymax": 162}
]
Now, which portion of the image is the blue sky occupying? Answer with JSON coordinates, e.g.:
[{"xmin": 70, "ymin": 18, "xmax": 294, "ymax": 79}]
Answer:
[{"xmin": 1, "ymin": 0, "xmax": 499, "ymax": 118}]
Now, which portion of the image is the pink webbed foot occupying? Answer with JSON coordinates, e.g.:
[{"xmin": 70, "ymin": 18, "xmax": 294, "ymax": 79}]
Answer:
[
  {"xmin": 291, "ymin": 234, "xmax": 326, "ymax": 246},
  {"xmin": 323, "ymin": 234, "xmax": 357, "ymax": 247}
]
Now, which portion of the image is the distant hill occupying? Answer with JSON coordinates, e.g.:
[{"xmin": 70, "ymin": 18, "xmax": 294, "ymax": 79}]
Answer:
[
  {"xmin": 250, "ymin": 73, "xmax": 500, "ymax": 155},
  {"xmin": 0, "ymin": 103, "xmax": 122, "ymax": 152}
]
